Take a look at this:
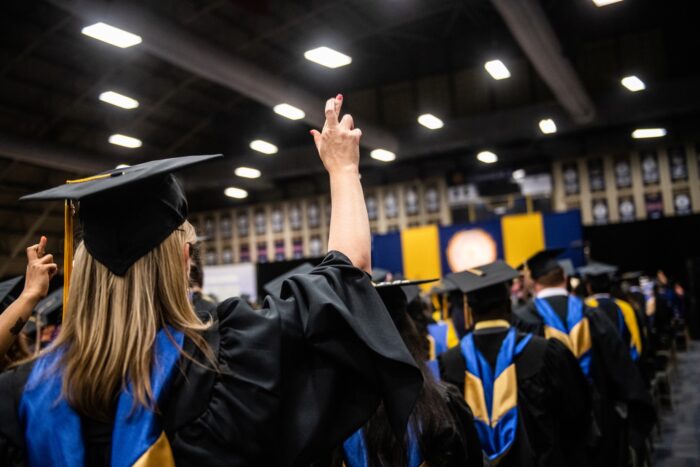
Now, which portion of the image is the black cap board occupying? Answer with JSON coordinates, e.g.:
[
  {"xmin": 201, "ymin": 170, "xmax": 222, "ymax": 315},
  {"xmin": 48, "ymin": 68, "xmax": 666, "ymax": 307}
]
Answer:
[
  {"xmin": 445, "ymin": 260, "xmax": 519, "ymax": 295},
  {"xmin": 558, "ymin": 259, "xmax": 575, "ymax": 277},
  {"xmin": 621, "ymin": 271, "xmax": 643, "ymax": 281},
  {"xmin": 0, "ymin": 276, "xmax": 24, "ymax": 312},
  {"xmin": 521, "ymin": 248, "xmax": 565, "ymax": 280},
  {"xmin": 577, "ymin": 262, "xmax": 618, "ymax": 278},
  {"xmin": 34, "ymin": 287, "xmax": 64, "ymax": 326},
  {"xmin": 263, "ymin": 263, "xmax": 315, "ymax": 297},
  {"xmin": 20, "ymin": 154, "xmax": 222, "ymax": 277},
  {"xmin": 375, "ymin": 278, "xmax": 437, "ymax": 304}
]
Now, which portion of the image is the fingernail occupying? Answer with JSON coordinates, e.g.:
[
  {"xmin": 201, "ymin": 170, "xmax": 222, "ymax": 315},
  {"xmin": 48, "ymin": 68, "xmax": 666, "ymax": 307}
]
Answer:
[
  {"xmin": 309, "ymin": 130, "xmax": 315, "ymax": 135},
  {"xmin": 337, "ymin": 94, "xmax": 343, "ymax": 100}
]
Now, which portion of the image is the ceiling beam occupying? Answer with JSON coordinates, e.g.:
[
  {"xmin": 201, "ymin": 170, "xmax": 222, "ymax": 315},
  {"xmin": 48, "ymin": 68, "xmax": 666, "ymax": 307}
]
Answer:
[
  {"xmin": 490, "ymin": 0, "xmax": 595, "ymax": 124},
  {"xmin": 47, "ymin": 0, "xmax": 399, "ymax": 152}
]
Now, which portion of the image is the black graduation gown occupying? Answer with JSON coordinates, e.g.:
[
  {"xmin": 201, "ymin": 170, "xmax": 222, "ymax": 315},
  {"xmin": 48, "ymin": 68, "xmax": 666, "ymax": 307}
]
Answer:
[
  {"xmin": 0, "ymin": 251, "xmax": 423, "ymax": 467},
  {"xmin": 439, "ymin": 328, "xmax": 591, "ymax": 467},
  {"xmin": 191, "ymin": 290, "xmax": 217, "ymax": 319},
  {"xmin": 513, "ymin": 297, "xmax": 655, "ymax": 467}
]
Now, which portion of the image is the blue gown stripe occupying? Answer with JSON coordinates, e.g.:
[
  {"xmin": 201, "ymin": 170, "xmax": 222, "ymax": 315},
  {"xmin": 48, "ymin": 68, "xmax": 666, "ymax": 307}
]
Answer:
[
  {"xmin": 427, "ymin": 322, "xmax": 448, "ymax": 356},
  {"xmin": 343, "ymin": 426, "xmax": 422, "ymax": 467}
]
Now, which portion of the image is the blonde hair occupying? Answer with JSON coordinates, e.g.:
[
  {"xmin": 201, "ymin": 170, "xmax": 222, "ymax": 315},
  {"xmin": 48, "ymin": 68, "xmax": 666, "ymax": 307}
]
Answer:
[{"xmin": 46, "ymin": 221, "xmax": 213, "ymax": 420}]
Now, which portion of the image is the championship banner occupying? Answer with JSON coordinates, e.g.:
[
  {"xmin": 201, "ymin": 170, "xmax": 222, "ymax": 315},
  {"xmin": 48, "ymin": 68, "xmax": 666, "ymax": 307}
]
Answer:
[{"xmin": 371, "ymin": 210, "xmax": 584, "ymax": 280}]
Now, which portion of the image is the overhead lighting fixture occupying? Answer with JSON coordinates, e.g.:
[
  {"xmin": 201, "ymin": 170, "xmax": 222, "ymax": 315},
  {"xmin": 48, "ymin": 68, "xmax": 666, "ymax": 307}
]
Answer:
[
  {"xmin": 108, "ymin": 134, "xmax": 142, "ymax": 148},
  {"xmin": 115, "ymin": 164, "xmax": 131, "ymax": 169},
  {"xmin": 81, "ymin": 22, "xmax": 142, "ymax": 48},
  {"xmin": 539, "ymin": 118, "xmax": 557, "ymax": 134},
  {"xmin": 249, "ymin": 139, "xmax": 278, "ymax": 155},
  {"xmin": 224, "ymin": 187, "xmax": 248, "ymax": 199},
  {"xmin": 370, "ymin": 149, "xmax": 396, "ymax": 162},
  {"xmin": 477, "ymin": 151, "xmax": 498, "ymax": 164},
  {"xmin": 621, "ymin": 75, "xmax": 646, "ymax": 92},
  {"xmin": 304, "ymin": 46, "xmax": 352, "ymax": 69},
  {"xmin": 592, "ymin": 0, "xmax": 623, "ymax": 6},
  {"xmin": 632, "ymin": 128, "xmax": 666, "ymax": 139},
  {"xmin": 484, "ymin": 60, "xmax": 511, "ymax": 80},
  {"xmin": 234, "ymin": 167, "xmax": 261, "ymax": 179},
  {"xmin": 273, "ymin": 103, "xmax": 305, "ymax": 120},
  {"xmin": 417, "ymin": 113, "xmax": 444, "ymax": 130},
  {"xmin": 99, "ymin": 91, "xmax": 139, "ymax": 110},
  {"xmin": 512, "ymin": 169, "xmax": 526, "ymax": 180}
]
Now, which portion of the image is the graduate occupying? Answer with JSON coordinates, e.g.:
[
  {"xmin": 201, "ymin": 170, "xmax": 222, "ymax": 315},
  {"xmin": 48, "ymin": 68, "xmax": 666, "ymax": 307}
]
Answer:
[
  {"xmin": 0, "ymin": 95, "xmax": 423, "ymax": 466},
  {"xmin": 513, "ymin": 249, "xmax": 655, "ymax": 467},
  {"xmin": 579, "ymin": 263, "xmax": 644, "ymax": 363},
  {"xmin": 0, "ymin": 276, "xmax": 31, "ymax": 371},
  {"xmin": 425, "ymin": 280, "xmax": 461, "ymax": 369},
  {"xmin": 188, "ymin": 243, "xmax": 218, "ymax": 319},
  {"xmin": 439, "ymin": 260, "xmax": 591, "ymax": 467},
  {"xmin": 317, "ymin": 279, "xmax": 483, "ymax": 467}
]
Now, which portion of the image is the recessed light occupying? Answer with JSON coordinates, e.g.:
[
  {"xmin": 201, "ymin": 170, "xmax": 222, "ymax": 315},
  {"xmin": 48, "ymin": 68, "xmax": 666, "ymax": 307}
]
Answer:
[
  {"xmin": 592, "ymin": 0, "xmax": 623, "ymax": 6},
  {"xmin": 417, "ymin": 113, "xmax": 444, "ymax": 130},
  {"xmin": 235, "ymin": 167, "xmax": 261, "ymax": 179},
  {"xmin": 81, "ymin": 22, "xmax": 142, "ymax": 48},
  {"xmin": 115, "ymin": 164, "xmax": 131, "ymax": 169},
  {"xmin": 224, "ymin": 187, "xmax": 248, "ymax": 199},
  {"xmin": 99, "ymin": 91, "xmax": 139, "ymax": 109},
  {"xmin": 273, "ymin": 103, "xmax": 305, "ymax": 120},
  {"xmin": 370, "ymin": 149, "xmax": 396, "ymax": 162},
  {"xmin": 512, "ymin": 169, "xmax": 526, "ymax": 180},
  {"xmin": 539, "ymin": 118, "xmax": 557, "ymax": 134},
  {"xmin": 249, "ymin": 139, "xmax": 278, "ymax": 155},
  {"xmin": 477, "ymin": 151, "xmax": 498, "ymax": 164},
  {"xmin": 632, "ymin": 128, "xmax": 666, "ymax": 139},
  {"xmin": 621, "ymin": 75, "xmax": 645, "ymax": 92},
  {"xmin": 304, "ymin": 46, "xmax": 352, "ymax": 69},
  {"xmin": 484, "ymin": 60, "xmax": 511, "ymax": 80},
  {"xmin": 108, "ymin": 134, "xmax": 142, "ymax": 148}
]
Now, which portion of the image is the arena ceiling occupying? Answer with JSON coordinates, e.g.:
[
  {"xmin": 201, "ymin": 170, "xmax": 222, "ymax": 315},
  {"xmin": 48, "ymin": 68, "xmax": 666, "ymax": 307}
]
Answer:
[{"xmin": 1, "ymin": 0, "xmax": 699, "ymax": 275}]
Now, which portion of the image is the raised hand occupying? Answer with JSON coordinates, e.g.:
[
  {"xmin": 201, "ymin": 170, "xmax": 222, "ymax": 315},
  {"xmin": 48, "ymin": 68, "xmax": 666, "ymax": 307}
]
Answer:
[
  {"xmin": 310, "ymin": 94, "xmax": 362, "ymax": 175},
  {"xmin": 22, "ymin": 236, "xmax": 58, "ymax": 302}
]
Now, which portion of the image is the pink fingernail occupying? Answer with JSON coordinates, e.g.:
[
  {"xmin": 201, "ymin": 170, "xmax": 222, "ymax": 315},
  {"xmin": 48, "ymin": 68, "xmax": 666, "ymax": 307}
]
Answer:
[{"xmin": 337, "ymin": 94, "xmax": 343, "ymax": 101}]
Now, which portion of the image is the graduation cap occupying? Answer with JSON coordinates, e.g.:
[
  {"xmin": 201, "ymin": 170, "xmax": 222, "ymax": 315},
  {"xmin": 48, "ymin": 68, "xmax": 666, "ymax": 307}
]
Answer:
[
  {"xmin": 375, "ymin": 279, "xmax": 436, "ymax": 303},
  {"xmin": 374, "ymin": 279, "xmax": 437, "ymax": 323},
  {"xmin": 263, "ymin": 263, "xmax": 315, "ymax": 297},
  {"xmin": 577, "ymin": 262, "xmax": 618, "ymax": 278},
  {"xmin": 0, "ymin": 276, "xmax": 23, "ymax": 312},
  {"xmin": 621, "ymin": 271, "xmax": 643, "ymax": 281},
  {"xmin": 520, "ymin": 248, "xmax": 565, "ymax": 280},
  {"xmin": 19, "ymin": 154, "xmax": 222, "ymax": 316},
  {"xmin": 558, "ymin": 259, "xmax": 576, "ymax": 277}
]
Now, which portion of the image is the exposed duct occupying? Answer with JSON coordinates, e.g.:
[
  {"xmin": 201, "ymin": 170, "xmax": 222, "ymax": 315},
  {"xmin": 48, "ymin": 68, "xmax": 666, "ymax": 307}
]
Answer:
[
  {"xmin": 47, "ymin": 0, "xmax": 399, "ymax": 152},
  {"xmin": 490, "ymin": 0, "xmax": 596, "ymax": 124}
]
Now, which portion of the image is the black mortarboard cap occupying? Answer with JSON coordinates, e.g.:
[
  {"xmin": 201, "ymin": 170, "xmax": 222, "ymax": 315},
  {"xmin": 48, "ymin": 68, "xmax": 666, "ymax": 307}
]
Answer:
[
  {"xmin": 263, "ymin": 263, "xmax": 315, "ymax": 297},
  {"xmin": 20, "ymin": 155, "xmax": 222, "ymax": 276},
  {"xmin": 34, "ymin": 287, "xmax": 64, "ymax": 326},
  {"xmin": 0, "ymin": 276, "xmax": 23, "ymax": 312},
  {"xmin": 558, "ymin": 259, "xmax": 575, "ymax": 277},
  {"xmin": 375, "ymin": 278, "xmax": 436, "ymax": 303},
  {"xmin": 621, "ymin": 271, "xmax": 643, "ymax": 281},
  {"xmin": 374, "ymin": 279, "xmax": 436, "ymax": 322},
  {"xmin": 445, "ymin": 260, "xmax": 519, "ymax": 295},
  {"xmin": 578, "ymin": 262, "xmax": 618, "ymax": 278},
  {"xmin": 521, "ymin": 248, "xmax": 565, "ymax": 280}
]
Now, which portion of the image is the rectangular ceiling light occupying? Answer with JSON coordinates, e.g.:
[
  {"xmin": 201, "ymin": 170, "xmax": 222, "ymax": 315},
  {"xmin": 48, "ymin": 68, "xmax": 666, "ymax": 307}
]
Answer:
[
  {"xmin": 592, "ymin": 0, "xmax": 623, "ymax": 6},
  {"xmin": 484, "ymin": 60, "xmax": 511, "ymax": 80},
  {"xmin": 621, "ymin": 75, "xmax": 646, "ymax": 92},
  {"xmin": 224, "ymin": 187, "xmax": 248, "ymax": 199},
  {"xmin": 235, "ymin": 167, "xmax": 261, "ymax": 179},
  {"xmin": 304, "ymin": 47, "xmax": 352, "ymax": 69},
  {"xmin": 109, "ymin": 134, "xmax": 142, "ymax": 148},
  {"xmin": 99, "ymin": 91, "xmax": 139, "ymax": 109},
  {"xmin": 417, "ymin": 113, "xmax": 444, "ymax": 130},
  {"xmin": 538, "ymin": 118, "xmax": 557, "ymax": 134},
  {"xmin": 370, "ymin": 149, "xmax": 396, "ymax": 162},
  {"xmin": 632, "ymin": 128, "xmax": 666, "ymax": 139},
  {"xmin": 250, "ymin": 139, "xmax": 278, "ymax": 155},
  {"xmin": 82, "ymin": 22, "xmax": 142, "ymax": 48},
  {"xmin": 273, "ymin": 103, "xmax": 305, "ymax": 120}
]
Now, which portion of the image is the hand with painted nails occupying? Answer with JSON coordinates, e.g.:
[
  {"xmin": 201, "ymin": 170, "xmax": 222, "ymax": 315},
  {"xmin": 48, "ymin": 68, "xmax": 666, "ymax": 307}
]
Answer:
[
  {"xmin": 310, "ymin": 94, "xmax": 362, "ymax": 175},
  {"xmin": 21, "ymin": 236, "xmax": 58, "ymax": 302}
]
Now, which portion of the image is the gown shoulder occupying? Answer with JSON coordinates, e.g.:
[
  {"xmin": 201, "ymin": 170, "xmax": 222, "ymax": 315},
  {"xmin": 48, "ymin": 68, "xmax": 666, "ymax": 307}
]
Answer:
[{"xmin": 0, "ymin": 361, "xmax": 34, "ymax": 466}]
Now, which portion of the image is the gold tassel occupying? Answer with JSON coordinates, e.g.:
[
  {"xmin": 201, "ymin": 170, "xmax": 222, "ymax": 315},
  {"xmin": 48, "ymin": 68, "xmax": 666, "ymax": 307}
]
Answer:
[
  {"xmin": 442, "ymin": 294, "xmax": 448, "ymax": 321},
  {"xmin": 463, "ymin": 294, "xmax": 473, "ymax": 330},
  {"xmin": 63, "ymin": 200, "xmax": 74, "ymax": 321}
]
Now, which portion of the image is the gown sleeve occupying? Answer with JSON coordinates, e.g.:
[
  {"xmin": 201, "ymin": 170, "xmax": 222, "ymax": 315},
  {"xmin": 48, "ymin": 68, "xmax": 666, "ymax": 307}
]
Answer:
[
  {"xmin": 440, "ymin": 383, "xmax": 484, "ymax": 467},
  {"xmin": 167, "ymin": 251, "xmax": 423, "ymax": 467},
  {"xmin": 0, "ymin": 364, "xmax": 32, "ymax": 466}
]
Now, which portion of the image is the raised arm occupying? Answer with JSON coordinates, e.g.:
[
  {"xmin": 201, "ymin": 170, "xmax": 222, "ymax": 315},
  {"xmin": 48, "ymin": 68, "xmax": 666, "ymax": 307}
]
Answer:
[
  {"xmin": 0, "ymin": 236, "xmax": 57, "ymax": 359},
  {"xmin": 310, "ymin": 95, "xmax": 371, "ymax": 273}
]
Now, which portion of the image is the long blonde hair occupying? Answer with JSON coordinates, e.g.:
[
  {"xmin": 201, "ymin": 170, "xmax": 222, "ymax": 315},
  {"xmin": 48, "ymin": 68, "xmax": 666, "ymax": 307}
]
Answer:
[{"xmin": 47, "ymin": 221, "xmax": 213, "ymax": 420}]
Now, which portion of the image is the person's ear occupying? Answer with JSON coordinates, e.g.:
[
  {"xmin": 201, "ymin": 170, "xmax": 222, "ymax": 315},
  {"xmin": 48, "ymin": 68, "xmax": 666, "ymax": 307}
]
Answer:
[{"xmin": 184, "ymin": 242, "xmax": 191, "ymax": 264}]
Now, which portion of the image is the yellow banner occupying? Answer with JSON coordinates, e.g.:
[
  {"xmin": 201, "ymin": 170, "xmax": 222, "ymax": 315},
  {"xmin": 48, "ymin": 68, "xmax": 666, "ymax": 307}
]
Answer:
[
  {"xmin": 501, "ymin": 213, "xmax": 545, "ymax": 268},
  {"xmin": 401, "ymin": 225, "xmax": 441, "ymax": 291}
]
